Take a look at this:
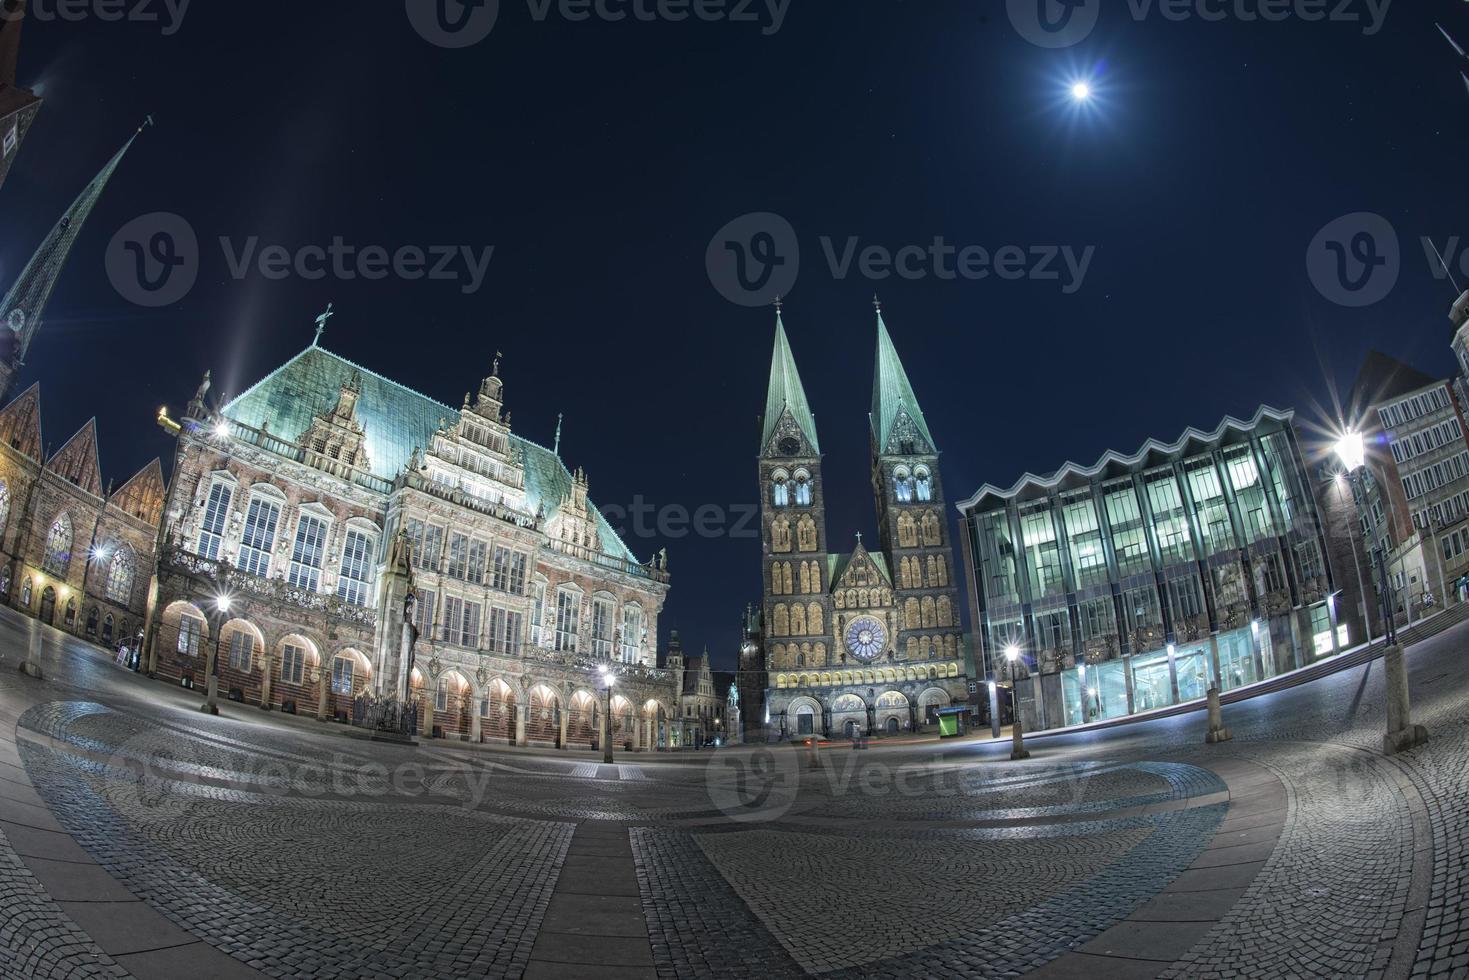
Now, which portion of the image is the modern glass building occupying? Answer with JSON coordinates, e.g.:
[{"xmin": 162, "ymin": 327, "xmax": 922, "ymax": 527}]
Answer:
[{"xmin": 956, "ymin": 407, "xmax": 1346, "ymax": 733}]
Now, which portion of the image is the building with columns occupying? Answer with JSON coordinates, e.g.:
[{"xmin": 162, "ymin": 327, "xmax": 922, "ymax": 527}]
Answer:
[
  {"xmin": 957, "ymin": 407, "xmax": 1346, "ymax": 733},
  {"xmin": 758, "ymin": 303, "xmax": 968, "ymax": 740},
  {"xmin": 146, "ymin": 318, "xmax": 678, "ymax": 750}
]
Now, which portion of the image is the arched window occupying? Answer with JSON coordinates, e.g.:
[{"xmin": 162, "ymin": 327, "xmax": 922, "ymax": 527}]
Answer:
[
  {"xmin": 106, "ymin": 546, "xmax": 135, "ymax": 603},
  {"xmin": 620, "ymin": 603, "xmax": 644, "ymax": 663},
  {"xmin": 42, "ymin": 513, "xmax": 72, "ymax": 576},
  {"xmin": 336, "ymin": 526, "xmax": 377, "ymax": 607},
  {"xmin": 238, "ymin": 489, "xmax": 283, "ymax": 577},
  {"xmin": 915, "ymin": 467, "xmax": 932, "ymax": 502},
  {"xmin": 0, "ymin": 566, "xmax": 9, "ymax": 598},
  {"xmin": 21, "ymin": 577, "xmax": 32, "ymax": 607},
  {"xmin": 85, "ymin": 606, "xmax": 99, "ymax": 637},
  {"xmin": 64, "ymin": 597, "xmax": 76, "ymax": 627},
  {"xmin": 101, "ymin": 613, "xmax": 114, "ymax": 644},
  {"xmin": 0, "ymin": 479, "xmax": 10, "ymax": 538},
  {"xmin": 771, "ymin": 469, "xmax": 790, "ymax": 508},
  {"xmin": 793, "ymin": 470, "xmax": 813, "ymax": 507},
  {"xmin": 894, "ymin": 467, "xmax": 914, "ymax": 503}
]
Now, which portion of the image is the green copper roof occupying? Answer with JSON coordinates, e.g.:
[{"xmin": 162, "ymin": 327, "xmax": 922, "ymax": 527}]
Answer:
[
  {"xmin": 222, "ymin": 344, "xmax": 640, "ymax": 563},
  {"xmin": 871, "ymin": 311, "xmax": 935, "ymax": 454},
  {"xmin": 761, "ymin": 312, "xmax": 820, "ymax": 454}
]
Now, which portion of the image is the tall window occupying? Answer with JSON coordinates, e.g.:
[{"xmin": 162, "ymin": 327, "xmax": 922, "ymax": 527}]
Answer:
[
  {"xmin": 467, "ymin": 539, "xmax": 488, "ymax": 584},
  {"xmin": 794, "ymin": 472, "xmax": 813, "ymax": 506},
  {"xmin": 1103, "ymin": 482, "xmax": 1150, "ymax": 576},
  {"xmin": 238, "ymin": 495, "xmax": 280, "ymax": 577},
  {"xmin": 489, "ymin": 607, "xmax": 524, "ymax": 656},
  {"xmin": 414, "ymin": 589, "xmax": 436, "ymax": 635},
  {"xmin": 490, "ymin": 546, "xmax": 518, "ymax": 592},
  {"xmin": 1061, "ymin": 493, "xmax": 1107, "ymax": 589},
  {"xmin": 42, "ymin": 513, "xmax": 73, "ymax": 576},
  {"xmin": 591, "ymin": 596, "xmax": 614, "ymax": 657},
  {"xmin": 228, "ymin": 630, "xmax": 255, "ymax": 672},
  {"xmin": 406, "ymin": 519, "xmax": 443, "ymax": 572},
  {"xmin": 554, "ymin": 589, "xmax": 579, "ymax": 651},
  {"xmin": 331, "ymin": 656, "xmax": 355, "ymax": 695},
  {"xmin": 337, "ymin": 529, "xmax": 376, "ymax": 606},
  {"xmin": 106, "ymin": 546, "xmax": 135, "ymax": 603},
  {"xmin": 281, "ymin": 643, "xmax": 306, "ymax": 685},
  {"xmin": 1225, "ymin": 446, "xmax": 1274, "ymax": 543},
  {"xmin": 508, "ymin": 552, "xmax": 528, "ymax": 595},
  {"xmin": 914, "ymin": 467, "xmax": 932, "ymax": 502},
  {"xmin": 288, "ymin": 514, "xmax": 329, "ymax": 591},
  {"xmin": 197, "ymin": 483, "xmax": 232, "ymax": 560},
  {"xmin": 620, "ymin": 604, "xmax": 644, "ymax": 663},
  {"xmin": 893, "ymin": 468, "xmax": 913, "ymax": 503},
  {"xmin": 443, "ymin": 595, "xmax": 462, "ymax": 643},
  {"xmin": 446, "ymin": 532, "xmax": 469, "ymax": 579},
  {"xmin": 1186, "ymin": 458, "xmax": 1235, "ymax": 555},
  {"xmin": 177, "ymin": 614, "xmax": 203, "ymax": 656},
  {"xmin": 531, "ymin": 580, "xmax": 546, "ymax": 645},
  {"xmin": 0, "ymin": 479, "xmax": 10, "ymax": 537},
  {"xmin": 1020, "ymin": 504, "xmax": 1063, "ymax": 598},
  {"xmin": 772, "ymin": 471, "xmax": 789, "ymax": 507},
  {"xmin": 1145, "ymin": 472, "xmax": 1192, "ymax": 566}
]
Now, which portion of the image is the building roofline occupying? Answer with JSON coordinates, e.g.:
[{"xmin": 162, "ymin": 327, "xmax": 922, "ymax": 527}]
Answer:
[{"xmin": 954, "ymin": 405, "xmax": 1295, "ymax": 512}]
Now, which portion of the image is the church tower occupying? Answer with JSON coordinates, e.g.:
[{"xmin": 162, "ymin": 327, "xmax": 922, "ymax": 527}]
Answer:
[
  {"xmin": 870, "ymin": 303, "xmax": 963, "ymax": 668},
  {"xmin": 758, "ymin": 305, "xmax": 833, "ymax": 692}
]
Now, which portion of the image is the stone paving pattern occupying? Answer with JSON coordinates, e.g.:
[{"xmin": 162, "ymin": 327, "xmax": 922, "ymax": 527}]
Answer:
[{"xmin": 0, "ymin": 606, "xmax": 1466, "ymax": 977}]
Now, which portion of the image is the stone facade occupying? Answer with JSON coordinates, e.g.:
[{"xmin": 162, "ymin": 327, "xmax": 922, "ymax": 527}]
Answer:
[
  {"xmin": 757, "ymin": 306, "xmax": 968, "ymax": 740},
  {"xmin": 144, "ymin": 334, "xmax": 678, "ymax": 750},
  {"xmin": 0, "ymin": 383, "xmax": 162, "ymax": 649}
]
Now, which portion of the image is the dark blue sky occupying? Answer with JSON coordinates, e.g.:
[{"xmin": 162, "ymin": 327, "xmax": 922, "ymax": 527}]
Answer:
[{"xmin": 4, "ymin": 1, "xmax": 1467, "ymax": 667}]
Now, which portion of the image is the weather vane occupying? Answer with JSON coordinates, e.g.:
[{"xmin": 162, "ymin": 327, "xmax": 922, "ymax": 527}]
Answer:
[{"xmin": 314, "ymin": 303, "xmax": 335, "ymax": 345}]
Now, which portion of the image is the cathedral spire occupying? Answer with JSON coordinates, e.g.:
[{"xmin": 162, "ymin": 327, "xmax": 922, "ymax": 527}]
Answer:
[
  {"xmin": 760, "ymin": 304, "xmax": 820, "ymax": 454},
  {"xmin": 871, "ymin": 305, "xmax": 935, "ymax": 455},
  {"xmin": 0, "ymin": 1, "xmax": 42, "ymax": 196},
  {"xmin": 0, "ymin": 121, "xmax": 148, "ymax": 397}
]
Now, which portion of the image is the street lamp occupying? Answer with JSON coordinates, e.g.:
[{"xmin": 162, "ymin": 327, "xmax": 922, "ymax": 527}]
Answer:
[
  {"xmin": 598, "ymin": 665, "xmax": 616, "ymax": 764},
  {"xmin": 1005, "ymin": 644, "xmax": 1030, "ymax": 761},
  {"xmin": 200, "ymin": 591, "xmax": 231, "ymax": 715},
  {"xmin": 1334, "ymin": 428, "xmax": 1427, "ymax": 754}
]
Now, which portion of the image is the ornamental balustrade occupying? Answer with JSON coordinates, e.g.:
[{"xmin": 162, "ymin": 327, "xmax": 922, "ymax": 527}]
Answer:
[
  {"xmin": 162, "ymin": 547, "xmax": 377, "ymax": 628},
  {"xmin": 209, "ymin": 417, "xmax": 393, "ymax": 495}
]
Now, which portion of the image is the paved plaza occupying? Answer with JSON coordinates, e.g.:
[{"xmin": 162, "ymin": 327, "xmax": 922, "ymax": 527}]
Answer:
[{"xmin": 0, "ymin": 608, "xmax": 1464, "ymax": 978}]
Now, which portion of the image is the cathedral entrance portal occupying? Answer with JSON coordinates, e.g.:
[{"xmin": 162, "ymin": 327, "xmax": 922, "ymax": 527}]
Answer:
[
  {"xmin": 795, "ymin": 708, "xmax": 814, "ymax": 736},
  {"xmin": 886, "ymin": 717, "xmax": 899, "ymax": 734},
  {"xmin": 39, "ymin": 586, "xmax": 55, "ymax": 624}
]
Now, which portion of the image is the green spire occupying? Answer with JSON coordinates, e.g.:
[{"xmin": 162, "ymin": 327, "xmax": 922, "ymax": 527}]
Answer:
[
  {"xmin": 1, "ymin": 121, "xmax": 148, "ymax": 364},
  {"xmin": 871, "ymin": 304, "xmax": 935, "ymax": 455},
  {"xmin": 760, "ymin": 305, "xmax": 820, "ymax": 454}
]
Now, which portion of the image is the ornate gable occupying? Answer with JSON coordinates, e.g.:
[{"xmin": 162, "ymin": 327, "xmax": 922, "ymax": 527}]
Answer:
[
  {"xmin": 763, "ymin": 407, "xmax": 814, "ymax": 458},
  {"xmin": 109, "ymin": 458, "xmax": 165, "ymax": 526},
  {"xmin": 298, "ymin": 371, "xmax": 368, "ymax": 477},
  {"xmin": 834, "ymin": 539, "xmax": 892, "ymax": 592},
  {"xmin": 0, "ymin": 381, "xmax": 40, "ymax": 457},
  {"xmin": 48, "ymin": 418, "xmax": 102, "ymax": 495},
  {"xmin": 883, "ymin": 410, "xmax": 933, "ymax": 457}
]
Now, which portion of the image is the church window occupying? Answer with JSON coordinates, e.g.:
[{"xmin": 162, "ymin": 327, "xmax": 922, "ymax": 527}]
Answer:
[
  {"xmin": 43, "ymin": 513, "xmax": 72, "ymax": 577},
  {"xmin": 797, "ymin": 562, "xmax": 809, "ymax": 594},
  {"xmin": 554, "ymin": 588, "xmax": 580, "ymax": 651},
  {"xmin": 897, "ymin": 514, "xmax": 917, "ymax": 549},
  {"xmin": 937, "ymin": 595, "xmax": 953, "ymax": 627},
  {"xmin": 287, "ymin": 514, "xmax": 329, "ymax": 591},
  {"xmin": 238, "ymin": 495, "xmax": 281, "ymax": 577},
  {"xmin": 772, "ymin": 471, "xmax": 790, "ymax": 508},
  {"xmin": 771, "ymin": 517, "xmax": 792, "ymax": 553},
  {"xmin": 796, "ymin": 515, "xmax": 817, "ymax": 552},
  {"xmin": 772, "ymin": 604, "xmax": 789, "ymax": 636},
  {"xmin": 790, "ymin": 604, "xmax": 807, "ymax": 636},
  {"xmin": 794, "ymin": 471, "xmax": 813, "ymax": 507},
  {"xmin": 196, "ymin": 483, "xmax": 231, "ymax": 561},
  {"xmin": 101, "ymin": 613, "xmax": 113, "ymax": 643},
  {"xmin": 894, "ymin": 467, "xmax": 914, "ymax": 503},
  {"xmin": 905, "ymin": 598, "xmax": 921, "ymax": 630},
  {"xmin": 20, "ymin": 577, "xmax": 31, "ymax": 607},
  {"xmin": 915, "ymin": 467, "xmax": 933, "ymax": 502},
  {"xmin": 337, "ymin": 528, "xmax": 376, "ymax": 607},
  {"xmin": 921, "ymin": 597, "xmax": 937, "ymax": 628},
  {"xmin": 85, "ymin": 606, "xmax": 98, "ymax": 637},
  {"xmin": 0, "ymin": 479, "xmax": 10, "ymax": 536},
  {"xmin": 906, "ymin": 636, "xmax": 919, "ymax": 660},
  {"xmin": 106, "ymin": 546, "xmax": 135, "ymax": 603},
  {"xmin": 808, "ymin": 604, "xmax": 824, "ymax": 636}
]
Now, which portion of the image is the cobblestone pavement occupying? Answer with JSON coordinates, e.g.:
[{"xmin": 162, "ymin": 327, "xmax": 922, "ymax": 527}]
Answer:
[{"xmin": 0, "ymin": 606, "xmax": 1467, "ymax": 978}]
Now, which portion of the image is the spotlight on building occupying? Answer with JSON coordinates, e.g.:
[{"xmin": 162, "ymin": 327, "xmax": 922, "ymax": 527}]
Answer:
[
  {"xmin": 214, "ymin": 593, "xmax": 232, "ymax": 614},
  {"xmin": 1334, "ymin": 429, "xmax": 1367, "ymax": 473},
  {"xmin": 213, "ymin": 419, "xmax": 231, "ymax": 441}
]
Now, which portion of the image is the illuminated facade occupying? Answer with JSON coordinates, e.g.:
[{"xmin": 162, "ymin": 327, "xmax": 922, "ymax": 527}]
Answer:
[
  {"xmin": 957, "ymin": 407, "xmax": 1344, "ymax": 733},
  {"xmin": 146, "ymin": 321, "xmax": 677, "ymax": 749}
]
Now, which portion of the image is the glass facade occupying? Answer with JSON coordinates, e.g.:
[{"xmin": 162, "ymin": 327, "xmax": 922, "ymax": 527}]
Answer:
[{"xmin": 962, "ymin": 410, "xmax": 1345, "ymax": 734}]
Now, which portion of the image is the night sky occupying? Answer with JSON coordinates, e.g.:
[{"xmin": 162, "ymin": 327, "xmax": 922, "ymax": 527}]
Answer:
[{"xmin": 4, "ymin": 1, "xmax": 1467, "ymax": 668}]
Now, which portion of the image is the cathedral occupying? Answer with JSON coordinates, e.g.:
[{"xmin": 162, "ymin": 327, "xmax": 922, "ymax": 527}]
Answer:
[{"xmin": 758, "ymin": 303, "xmax": 969, "ymax": 739}]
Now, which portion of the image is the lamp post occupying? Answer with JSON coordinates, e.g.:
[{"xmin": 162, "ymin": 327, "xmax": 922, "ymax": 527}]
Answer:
[
  {"xmin": 1005, "ymin": 644, "xmax": 1030, "ymax": 761},
  {"xmin": 598, "ymin": 665, "xmax": 615, "ymax": 764},
  {"xmin": 200, "ymin": 591, "xmax": 231, "ymax": 716},
  {"xmin": 1334, "ymin": 429, "xmax": 1427, "ymax": 754}
]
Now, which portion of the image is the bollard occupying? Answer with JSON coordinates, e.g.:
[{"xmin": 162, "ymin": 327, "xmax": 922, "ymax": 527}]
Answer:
[
  {"xmin": 1382, "ymin": 645, "xmax": 1428, "ymax": 755},
  {"xmin": 200, "ymin": 673, "xmax": 220, "ymax": 715},
  {"xmin": 1204, "ymin": 687, "xmax": 1232, "ymax": 744},
  {"xmin": 17, "ymin": 632, "xmax": 43, "ymax": 679}
]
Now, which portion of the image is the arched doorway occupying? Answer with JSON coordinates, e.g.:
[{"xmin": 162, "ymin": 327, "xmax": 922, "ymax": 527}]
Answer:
[
  {"xmin": 39, "ymin": 586, "xmax": 56, "ymax": 624},
  {"xmin": 525, "ymin": 685, "xmax": 559, "ymax": 746},
  {"xmin": 567, "ymin": 690, "xmax": 598, "ymax": 748},
  {"xmin": 875, "ymin": 690, "xmax": 910, "ymax": 734},
  {"xmin": 788, "ymin": 697, "xmax": 821, "ymax": 739},
  {"xmin": 830, "ymin": 693, "xmax": 867, "ymax": 739},
  {"xmin": 329, "ymin": 649, "xmax": 372, "ymax": 720},
  {"xmin": 885, "ymin": 717, "xmax": 899, "ymax": 734},
  {"xmin": 435, "ymin": 671, "xmax": 472, "ymax": 738},
  {"xmin": 643, "ymin": 700, "xmax": 670, "ymax": 749},
  {"xmin": 610, "ymin": 695, "xmax": 633, "ymax": 750},
  {"xmin": 919, "ymin": 687, "xmax": 951, "ymax": 726},
  {"xmin": 479, "ymin": 678, "xmax": 516, "ymax": 744}
]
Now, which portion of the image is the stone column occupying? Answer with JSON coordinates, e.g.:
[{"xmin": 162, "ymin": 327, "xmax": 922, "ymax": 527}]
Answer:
[
  {"xmin": 515, "ymin": 704, "xmax": 529, "ymax": 747},
  {"xmin": 470, "ymin": 694, "xmax": 482, "ymax": 743},
  {"xmin": 421, "ymin": 688, "xmax": 434, "ymax": 735},
  {"xmin": 558, "ymin": 706, "xmax": 568, "ymax": 750},
  {"xmin": 260, "ymin": 653, "xmax": 274, "ymax": 710},
  {"xmin": 633, "ymin": 716, "xmax": 644, "ymax": 752},
  {"xmin": 1208, "ymin": 636, "xmax": 1223, "ymax": 691},
  {"xmin": 316, "ymin": 664, "xmax": 331, "ymax": 722}
]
